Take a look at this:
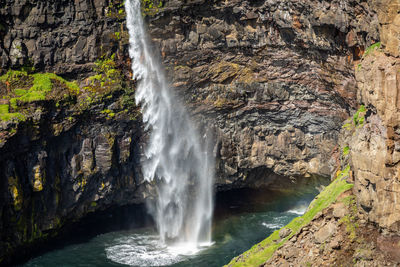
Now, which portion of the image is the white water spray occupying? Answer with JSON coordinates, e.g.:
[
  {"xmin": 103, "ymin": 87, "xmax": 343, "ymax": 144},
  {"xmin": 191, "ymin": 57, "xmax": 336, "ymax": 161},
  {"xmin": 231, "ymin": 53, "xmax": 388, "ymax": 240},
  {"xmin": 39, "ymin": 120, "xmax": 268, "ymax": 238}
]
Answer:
[{"xmin": 125, "ymin": 0, "xmax": 214, "ymax": 249}]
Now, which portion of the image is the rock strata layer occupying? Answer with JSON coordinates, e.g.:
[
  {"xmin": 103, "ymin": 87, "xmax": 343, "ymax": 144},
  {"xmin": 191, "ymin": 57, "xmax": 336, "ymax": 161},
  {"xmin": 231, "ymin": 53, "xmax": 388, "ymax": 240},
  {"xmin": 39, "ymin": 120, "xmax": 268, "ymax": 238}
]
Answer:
[{"xmin": 146, "ymin": 0, "xmax": 378, "ymax": 187}]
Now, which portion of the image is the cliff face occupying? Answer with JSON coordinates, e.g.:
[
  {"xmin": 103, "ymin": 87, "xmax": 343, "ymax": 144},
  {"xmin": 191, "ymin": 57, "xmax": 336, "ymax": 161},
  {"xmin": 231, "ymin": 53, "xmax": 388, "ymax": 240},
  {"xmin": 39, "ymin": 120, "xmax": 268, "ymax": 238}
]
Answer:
[
  {"xmin": 1, "ymin": 0, "xmax": 379, "ymax": 188},
  {"xmin": 228, "ymin": 1, "xmax": 400, "ymax": 265},
  {"xmin": 0, "ymin": 0, "xmax": 126, "ymax": 76},
  {"xmin": 0, "ymin": 0, "xmax": 394, "ymax": 265},
  {"xmin": 0, "ymin": 78, "xmax": 147, "ymax": 263},
  {"xmin": 0, "ymin": 2, "xmax": 147, "ymax": 263},
  {"xmin": 146, "ymin": 0, "xmax": 378, "ymax": 187},
  {"xmin": 350, "ymin": 0, "xmax": 400, "ymax": 234}
]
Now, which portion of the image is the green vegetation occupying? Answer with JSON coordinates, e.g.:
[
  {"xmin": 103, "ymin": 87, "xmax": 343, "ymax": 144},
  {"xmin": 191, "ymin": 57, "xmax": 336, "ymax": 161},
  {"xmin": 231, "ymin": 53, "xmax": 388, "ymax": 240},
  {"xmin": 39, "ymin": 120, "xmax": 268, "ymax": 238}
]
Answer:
[
  {"xmin": 107, "ymin": 0, "xmax": 126, "ymax": 19},
  {"xmin": 141, "ymin": 0, "xmax": 163, "ymax": 16},
  {"xmin": 114, "ymin": 31, "xmax": 121, "ymax": 40},
  {"xmin": 0, "ymin": 70, "xmax": 79, "ymax": 122},
  {"xmin": 0, "ymin": 104, "xmax": 25, "ymax": 121},
  {"xmin": 17, "ymin": 73, "xmax": 78, "ymax": 102},
  {"xmin": 342, "ymin": 105, "xmax": 367, "ymax": 130},
  {"xmin": 363, "ymin": 42, "xmax": 381, "ymax": 58},
  {"xmin": 343, "ymin": 146, "xmax": 350, "ymax": 156},
  {"xmin": 86, "ymin": 54, "xmax": 122, "ymax": 89},
  {"xmin": 353, "ymin": 104, "xmax": 366, "ymax": 127},
  {"xmin": 339, "ymin": 195, "xmax": 358, "ymax": 241},
  {"xmin": 226, "ymin": 174, "xmax": 353, "ymax": 267},
  {"xmin": 101, "ymin": 108, "xmax": 116, "ymax": 119}
]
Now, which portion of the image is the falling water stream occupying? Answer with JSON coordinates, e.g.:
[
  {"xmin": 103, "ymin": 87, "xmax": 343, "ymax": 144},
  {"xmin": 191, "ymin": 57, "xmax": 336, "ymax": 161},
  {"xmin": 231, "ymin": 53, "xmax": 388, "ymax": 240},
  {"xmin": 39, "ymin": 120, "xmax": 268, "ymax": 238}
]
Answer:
[{"xmin": 125, "ymin": 0, "xmax": 214, "ymax": 251}]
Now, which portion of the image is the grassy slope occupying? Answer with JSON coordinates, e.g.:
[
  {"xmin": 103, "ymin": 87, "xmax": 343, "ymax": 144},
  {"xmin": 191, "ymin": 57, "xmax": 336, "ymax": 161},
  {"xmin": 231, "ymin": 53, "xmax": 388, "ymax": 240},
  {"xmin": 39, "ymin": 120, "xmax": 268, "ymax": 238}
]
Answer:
[{"xmin": 226, "ymin": 172, "xmax": 353, "ymax": 267}]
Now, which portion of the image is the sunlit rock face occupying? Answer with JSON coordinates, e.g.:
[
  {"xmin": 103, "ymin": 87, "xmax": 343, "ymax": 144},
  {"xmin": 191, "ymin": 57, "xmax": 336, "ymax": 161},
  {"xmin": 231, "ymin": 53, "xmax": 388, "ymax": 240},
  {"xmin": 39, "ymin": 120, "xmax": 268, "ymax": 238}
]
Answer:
[
  {"xmin": 350, "ymin": 0, "xmax": 400, "ymax": 233},
  {"xmin": 145, "ymin": 0, "xmax": 378, "ymax": 188}
]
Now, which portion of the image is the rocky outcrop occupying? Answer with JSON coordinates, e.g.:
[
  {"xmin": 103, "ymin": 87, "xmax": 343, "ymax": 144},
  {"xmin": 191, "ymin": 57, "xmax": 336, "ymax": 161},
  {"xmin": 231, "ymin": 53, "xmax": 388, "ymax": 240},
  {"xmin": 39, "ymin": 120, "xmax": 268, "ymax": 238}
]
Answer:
[
  {"xmin": 0, "ymin": 73, "xmax": 145, "ymax": 264},
  {"xmin": 266, "ymin": 191, "xmax": 400, "ymax": 266},
  {"xmin": 348, "ymin": 0, "xmax": 400, "ymax": 234},
  {"xmin": 227, "ymin": 1, "xmax": 400, "ymax": 265},
  {"xmin": 0, "ymin": 0, "xmax": 126, "ymax": 76},
  {"xmin": 145, "ymin": 0, "xmax": 379, "ymax": 187}
]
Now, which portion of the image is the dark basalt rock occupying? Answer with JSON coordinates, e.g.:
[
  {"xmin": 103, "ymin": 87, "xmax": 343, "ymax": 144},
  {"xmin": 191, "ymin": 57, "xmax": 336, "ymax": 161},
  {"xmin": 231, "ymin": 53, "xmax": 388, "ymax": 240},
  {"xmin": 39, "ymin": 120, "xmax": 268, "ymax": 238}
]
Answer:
[{"xmin": 0, "ymin": 90, "xmax": 148, "ymax": 265}]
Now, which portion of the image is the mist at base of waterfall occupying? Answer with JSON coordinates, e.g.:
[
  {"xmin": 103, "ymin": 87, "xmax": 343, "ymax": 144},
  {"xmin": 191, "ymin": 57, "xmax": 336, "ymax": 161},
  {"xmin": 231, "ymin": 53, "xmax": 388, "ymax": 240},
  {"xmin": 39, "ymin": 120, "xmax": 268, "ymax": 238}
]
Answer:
[{"xmin": 21, "ymin": 188, "xmax": 318, "ymax": 267}]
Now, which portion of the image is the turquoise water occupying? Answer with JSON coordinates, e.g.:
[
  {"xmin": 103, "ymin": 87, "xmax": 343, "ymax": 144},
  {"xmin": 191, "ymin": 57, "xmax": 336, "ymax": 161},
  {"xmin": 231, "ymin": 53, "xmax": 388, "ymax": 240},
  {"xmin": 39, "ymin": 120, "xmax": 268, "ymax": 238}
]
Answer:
[{"xmin": 21, "ymin": 189, "xmax": 317, "ymax": 267}]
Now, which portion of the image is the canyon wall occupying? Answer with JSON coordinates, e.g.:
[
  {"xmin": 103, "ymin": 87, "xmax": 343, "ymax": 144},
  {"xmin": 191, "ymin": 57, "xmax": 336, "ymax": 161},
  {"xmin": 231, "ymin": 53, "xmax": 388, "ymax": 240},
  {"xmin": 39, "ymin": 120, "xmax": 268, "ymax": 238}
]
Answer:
[
  {"xmin": 0, "ymin": 0, "xmax": 390, "ymax": 265},
  {"xmin": 147, "ymin": 0, "xmax": 378, "ymax": 188}
]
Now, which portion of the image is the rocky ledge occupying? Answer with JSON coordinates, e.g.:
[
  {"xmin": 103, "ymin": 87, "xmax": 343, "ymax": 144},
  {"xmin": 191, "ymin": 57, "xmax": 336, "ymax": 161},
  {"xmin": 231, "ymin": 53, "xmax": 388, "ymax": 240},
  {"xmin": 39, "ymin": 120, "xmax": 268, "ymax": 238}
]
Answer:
[{"xmin": 0, "ymin": 60, "xmax": 148, "ymax": 264}]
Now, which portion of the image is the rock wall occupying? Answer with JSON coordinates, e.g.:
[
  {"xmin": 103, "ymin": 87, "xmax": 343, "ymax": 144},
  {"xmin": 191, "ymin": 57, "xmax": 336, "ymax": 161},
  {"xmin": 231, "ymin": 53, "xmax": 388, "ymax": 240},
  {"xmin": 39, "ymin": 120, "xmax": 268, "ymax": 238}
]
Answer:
[
  {"xmin": 266, "ymin": 191, "xmax": 400, "ymax": 266},
  {"xmin": 0, "ymin": 0, "xmax": 126, "ymax": 76},
  {"xmin": 350, "ymin": 0, "xmax": 400, "ymax": 234},
  {"xmin": 146, "ymin": 0, "xmax": 379, "ymax": 187},
  {"xmin": 0, "ymin": 85, "xmax": 146, "ymax": 264},
  {"xmin": 1, "ymin": 0, "xmax": 380, "ymax": 189}
]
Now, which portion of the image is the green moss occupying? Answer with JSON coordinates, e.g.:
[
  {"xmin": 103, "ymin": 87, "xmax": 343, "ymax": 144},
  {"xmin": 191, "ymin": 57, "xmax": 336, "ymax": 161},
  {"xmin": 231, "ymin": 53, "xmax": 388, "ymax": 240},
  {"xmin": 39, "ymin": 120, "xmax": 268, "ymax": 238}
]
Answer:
[
  {"xmin": 337, "ymin": 165, "xmax": 350, "ymax": 180},
  {"xmin": 363, "ymin": 42, "xmax": 381, "ymax": 58},
  {"xmin": 343, "ymin": 146, "xmax": 350, "ymax": 156},
  {"xmin": 0, "ymin": 70, "xmax": 28, "ymax": 82},
  {"xmin": 353, "ymin": 105, "xmax": 366, "ymax": 127},
  {"xmin": 141, "ymin": 0, "xmax": 163, "ymax": 16},
  {"xmin": 342, "ymin": 105, "xmax": 367, "ymax": 132},
  {"xmin": 0, "ymin": 71, "xmax": 79, "ymax": 122},
  {"xmin": 114, "ymin": 31, "xmax": 121, "ymax": 40},
  {"xmin": 0, "ymin": 104, "xmax": 25, "ymax": 121},
  {"xmin": 226, "ymin": 176, "xmax": 353, "ymax": 267},
  {"xmin": 84, "ymin": 54, "xmax": 123, "ymax": 93},
  {"xmin": 339, "ymin": 195, "xmax": 358, "ymax": 241},
  {"xmin": 14, "ymin": 89, "xmax": 27, "ymax": 96},
  {"xmin": 101, "ymin": 108, "xmax": 116, "ymax": 119}
]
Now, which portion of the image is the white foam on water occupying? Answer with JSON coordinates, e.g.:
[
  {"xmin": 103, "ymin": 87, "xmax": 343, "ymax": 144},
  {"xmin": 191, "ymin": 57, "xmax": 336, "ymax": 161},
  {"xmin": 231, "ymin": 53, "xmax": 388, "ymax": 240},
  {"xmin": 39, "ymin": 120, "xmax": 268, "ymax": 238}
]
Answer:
[
  {"xmin": 105, "ymin": 234, "xmax": 210, "ymax": 266},
  {"xmin": 261, "ymin": 222, "xmax": 284, "ymax": 229},
  {"xmin": 287, "ymin": 205, "xmax": 307, "ymax": 215}
]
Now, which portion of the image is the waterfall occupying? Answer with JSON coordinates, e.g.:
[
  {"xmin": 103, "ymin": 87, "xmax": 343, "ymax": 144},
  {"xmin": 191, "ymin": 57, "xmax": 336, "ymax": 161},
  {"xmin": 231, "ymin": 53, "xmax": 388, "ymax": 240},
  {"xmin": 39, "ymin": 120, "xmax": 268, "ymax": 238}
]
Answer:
[{"xmin": 125, "ymin": 0, "xmax": 214, "ymax": 249}]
